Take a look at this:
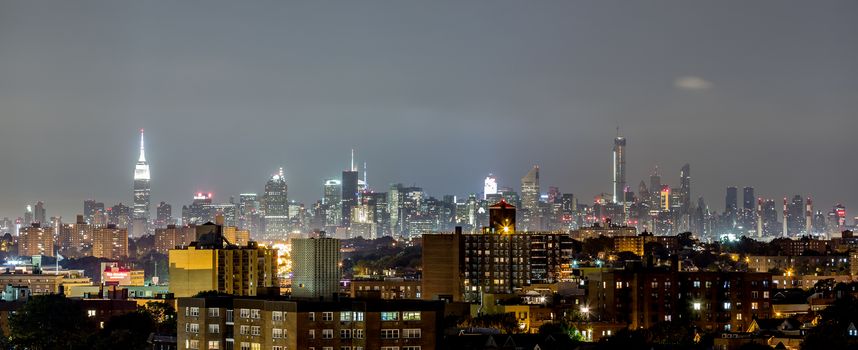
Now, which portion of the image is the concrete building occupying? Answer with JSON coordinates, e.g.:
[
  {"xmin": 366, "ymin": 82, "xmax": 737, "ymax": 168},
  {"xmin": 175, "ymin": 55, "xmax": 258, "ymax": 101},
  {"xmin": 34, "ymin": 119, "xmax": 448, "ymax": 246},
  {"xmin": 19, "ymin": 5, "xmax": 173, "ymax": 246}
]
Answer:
[
  {"xmin": 17, "ymin": 223, "xmax": 53, "ymax": 257},
  {"xmin": 177, "ymin": 296, "xmax": 443, "ymax": 350},
  {"xmin": 168, "ymin": 223, "xmax": 278, "ymax": 298},
  {"xmin": 91, "ymin": 225, "xmax": 128, "ymax": 260},
  {"xmin": 291, "ymin": 237, "xmax": 341, "ymax": 299}
]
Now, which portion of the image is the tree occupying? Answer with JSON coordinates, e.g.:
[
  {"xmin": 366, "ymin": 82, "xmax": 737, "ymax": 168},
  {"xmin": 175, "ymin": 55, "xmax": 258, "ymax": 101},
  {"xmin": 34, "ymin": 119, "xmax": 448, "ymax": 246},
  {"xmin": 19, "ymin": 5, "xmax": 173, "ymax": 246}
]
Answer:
[
  {"xmin": 89, "ymin": 310, "xmax": 156, "ymax": 350},
  {"xmin": 9, "ymin": 294, "xmax": 96, "ymax": 350},
  {"xmin": 143, "ymin": 301, "xmax": 178, "ymax": 335}
]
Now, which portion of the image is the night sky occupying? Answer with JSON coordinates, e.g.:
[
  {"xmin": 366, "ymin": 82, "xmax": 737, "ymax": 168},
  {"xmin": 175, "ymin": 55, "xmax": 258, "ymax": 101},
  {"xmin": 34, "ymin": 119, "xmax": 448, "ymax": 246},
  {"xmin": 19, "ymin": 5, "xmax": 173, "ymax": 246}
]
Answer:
[{"xmin": 1, "ymin": 1, "xmax": 856, "ymax": 220}]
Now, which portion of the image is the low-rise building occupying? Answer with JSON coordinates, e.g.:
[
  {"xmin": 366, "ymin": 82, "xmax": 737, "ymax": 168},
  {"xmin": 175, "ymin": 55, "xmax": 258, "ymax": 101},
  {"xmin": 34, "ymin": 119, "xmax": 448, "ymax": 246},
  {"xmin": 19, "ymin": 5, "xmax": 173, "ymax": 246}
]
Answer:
[{"xmin": 177, "ymin": 296, "xmax": 444, "ymax": 350}]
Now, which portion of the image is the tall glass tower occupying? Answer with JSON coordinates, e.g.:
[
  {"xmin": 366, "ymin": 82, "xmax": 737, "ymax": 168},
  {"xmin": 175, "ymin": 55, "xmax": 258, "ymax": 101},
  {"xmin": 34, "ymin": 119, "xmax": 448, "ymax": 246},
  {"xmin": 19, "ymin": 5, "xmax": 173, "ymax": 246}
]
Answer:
[
  {"xmin": 263, "ymin": 168, "xmax": 289, "ymax": 238},
  {"xmin": 612, "ymin": 134, "xmax": 626, "ymax": 205}
]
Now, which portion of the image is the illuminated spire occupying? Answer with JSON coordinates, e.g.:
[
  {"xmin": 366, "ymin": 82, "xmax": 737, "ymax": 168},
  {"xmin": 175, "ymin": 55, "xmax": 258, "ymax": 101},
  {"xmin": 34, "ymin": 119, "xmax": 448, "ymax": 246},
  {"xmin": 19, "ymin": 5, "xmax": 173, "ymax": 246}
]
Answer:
[
  {"xmin": 138, "ymin": 129, "xmax": 146, "ymax": 162},
  {"xmin": 350, "ymin": 149, "xmax": 355, "ymax": 172}
]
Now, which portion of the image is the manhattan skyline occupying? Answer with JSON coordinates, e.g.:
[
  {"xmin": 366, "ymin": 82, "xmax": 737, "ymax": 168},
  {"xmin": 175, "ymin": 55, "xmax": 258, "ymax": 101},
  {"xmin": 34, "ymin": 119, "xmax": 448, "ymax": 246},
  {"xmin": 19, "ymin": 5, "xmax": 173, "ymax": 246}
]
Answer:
[{"xmin": 1, "ymin": 0, "xmax": 856, "ymax": 219}]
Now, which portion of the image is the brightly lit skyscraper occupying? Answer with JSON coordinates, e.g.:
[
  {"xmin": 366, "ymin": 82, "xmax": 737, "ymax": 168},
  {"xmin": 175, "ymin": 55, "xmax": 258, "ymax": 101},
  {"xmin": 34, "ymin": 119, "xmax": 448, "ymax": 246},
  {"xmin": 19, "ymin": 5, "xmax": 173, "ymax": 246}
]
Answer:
[
  {"xmin": 263, "ymin": 168, "xmax": 289, "ymax": 239},
  {"xmin": 484, "ymin": 174, "xmax": 498, "ymax": 200},
  {"xmin": 133, "ymin": 129, "xmax": 151, "ymax": 235}
]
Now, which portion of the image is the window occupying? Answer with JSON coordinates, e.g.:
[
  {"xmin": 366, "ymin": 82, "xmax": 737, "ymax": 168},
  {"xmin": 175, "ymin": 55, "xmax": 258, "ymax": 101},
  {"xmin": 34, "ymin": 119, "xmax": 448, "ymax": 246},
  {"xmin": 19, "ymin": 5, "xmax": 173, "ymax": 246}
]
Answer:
[
  {"xmin": 240, "ymin": 309, "xmax": 250, "ymax": 319},
  {"xmin": 186, "ymin": 323, "xmax": 199, "ymax": 334},
  {"xmin": 250, "ymin": 309, "xmax": 261, "ymax": 319},
  {"xmin": 381, "ymin": 347, "xmax": 400, "ymax": 350},
  {"xmin": 309, "ymin": 330, "xmax": 315, "ymax": 339},
  {"xmin": 751, "ymin": 302, "xmax": 759, "ymax": 310},
  {"xmin": 209, "ymin": 324, "xmax": 220, "ymax": 334},
  {"xmin": 87, "ymin": 310, "xmax": 96, "ymax": 317},
  {"xmin": 322, "ymin": 329, "xmax": 334, "ymax": 339},
  {"xmin": 208, "ymin": 341, "xmax": 220, "ymax": 349},
  {"xmin": 251, "ymin": 344, "xmax": 260, "ymax": 350},
  {"xmin": 273, "ymin": 347, "xmax": 284, "ymax": 350},
  {"xmin": 354, "ymin": 329, "xmax": 364, "ymax": 339},
  {"xmin": 403, "ymin": 347, "xmax": 422, "ymax": 350},
  {"xmin": 341, "ymin": 347, "xmax": 351, "ymax": 350},
  {"xmin": 272, "ymin": 311, "xmax": 283, "ymax": 321},
  {"xmin": 693, "ymin": 281, "xmax": 700, "ymax": 288},
  {"xmin": 763, "ymin": 291, "xmax": 770, "ymax": 299},
  {"xmin": 664, "ymin": 315, "xmax": 672, "ymax": 322},
  {"xmin": 340, "ymin": 329, "xmax": 352, "ymax": 339},
  {"xmin": 323, "ymin": 312, "xmax": 333, "ymax": 321},
  {"xmin": 402, "ymin": 312, "xmax": 421, "ymax": 321},
  {"xmin": 240, "ymin": 325, "xmax": 249, "ymax": 335},
  {"xmin": 381, "ymin": 312, "xmax": 399, "ymax": 321},
  {"xmin": 723, "ymin": 302, "xmax": 731, "ymax": 310},
  {"xmin": 340, "ymin": 312, "xmax": 352, "ymax": 322},
  {"xmin": 187, "ymin": 340, "xmax": 199, "ymax": 349},
  {"xmin": 208, "ymin": 308, "xmax": 220, "ymax": 317},
  {"xmin": 381, "ymin": 329, "xmax": 400, "ymax": 339},
  {"xmin": 751, "ymin": 291, "xmax": 759, "ymax": 299},
  {"xmin": 693, "ymin": 302, "xmax": 701, "ymax": 311},
  {"xmin": 737, "ymin": 313, "xmax": 743, "ymax": 320},
  {"xmin": 240, "ymin": 343, "xmax": 250, "ymax": 350},
  {"xmin": 273, "ymin": 328, "xmax": 284, "ymax": 339},
  {"xmin": 309, "ymin": 312, "xmax": 315, "ymax": 321},
  {"xmin": 354, "ymin": 312, "xmax": 364, "ymax": 321},
  {"xmin": 403, "ymin": 329, "xmax": 421, "ymax": 339},
  {"xmin": 189, "ymin": 307, "xmax": 200, "ymax": 317},
  {"xmin": 251, "ymin": 326, "xmax": 261, "ymax": 336}
]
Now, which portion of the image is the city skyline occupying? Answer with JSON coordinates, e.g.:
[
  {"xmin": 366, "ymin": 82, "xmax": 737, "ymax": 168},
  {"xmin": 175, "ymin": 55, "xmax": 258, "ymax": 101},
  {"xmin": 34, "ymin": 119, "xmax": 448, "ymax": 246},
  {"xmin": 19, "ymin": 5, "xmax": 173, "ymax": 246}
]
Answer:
[
  {"xmin": 1, "ymin": 1, "xmax": 856, "ymax": 220},
  {"xmin": 1, "ymin": 127, "xmax": 854, "ymax": 225}
]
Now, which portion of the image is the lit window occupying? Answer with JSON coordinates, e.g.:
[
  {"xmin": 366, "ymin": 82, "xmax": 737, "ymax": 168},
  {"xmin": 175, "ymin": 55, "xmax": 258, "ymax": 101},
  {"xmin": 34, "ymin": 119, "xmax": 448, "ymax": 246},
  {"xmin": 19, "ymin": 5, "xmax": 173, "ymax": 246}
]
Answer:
[
  {"xmin": 402, "ymin": 311, "xmax": 421, "ymax": 321},
  {"xmin": 693, "ymin": 302, "xmax": 701, "ymax": 311},
  {"xmin": 340, "ymin": 312, "xmax": 352, "ymax": 322},
  {"xmin": 381, "ymin": 312, "xmax": 399, "ymax": 321},
  {"xmin": 322, "ymin": 329, "xmax": 334, "ymax": 339},
  {"xmin": 272, "ymin": 311, "xmax": 283, "ymax": 321}
]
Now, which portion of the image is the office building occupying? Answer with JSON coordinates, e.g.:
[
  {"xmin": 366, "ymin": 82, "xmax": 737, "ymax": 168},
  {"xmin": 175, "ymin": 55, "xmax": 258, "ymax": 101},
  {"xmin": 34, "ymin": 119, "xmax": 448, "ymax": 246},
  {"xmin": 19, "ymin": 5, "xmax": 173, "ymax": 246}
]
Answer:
[
  {"xmin": 323, "ymin": 179, "xmax": 342, "ymax": 228},
  {"xmin": 613, "ymin": 134, "xmax": 626, "ymax": 205},
  {"xmin": 291, "ymin": 237, "xmax": 341, "ymax": 299},
  {"xmin": 520, "ymin": 166, "xmax": 540, "ymax": 231},
  {"xmin": 183, "ymin": 193, "xmax": 213, "ymax": 226},
  {"xmin": 342, "ymin": 153, "xmax": 359, "ymax": 228},
  {"xmin": 156, "ymin": 201, "xmax": 172, "ymax": 228},
  {"xmin": 263, "ymin": 168, "xmax": 289, "ymax": 239},
  {"xmin": 132, "ymin": 129, "xmax": 151, "ymax": 235}
]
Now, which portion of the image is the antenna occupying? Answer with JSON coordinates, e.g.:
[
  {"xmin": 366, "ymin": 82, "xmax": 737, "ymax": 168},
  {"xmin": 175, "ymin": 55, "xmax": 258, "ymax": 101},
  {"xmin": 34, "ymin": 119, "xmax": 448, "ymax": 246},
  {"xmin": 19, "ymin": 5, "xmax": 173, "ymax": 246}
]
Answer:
[
  {"xmin": 350, "ymin": 149, "xmax": 355, "ymax": 171},
  {"xmin": 363, "ymin": 161, "xmax": 367, "ymax": 187}
]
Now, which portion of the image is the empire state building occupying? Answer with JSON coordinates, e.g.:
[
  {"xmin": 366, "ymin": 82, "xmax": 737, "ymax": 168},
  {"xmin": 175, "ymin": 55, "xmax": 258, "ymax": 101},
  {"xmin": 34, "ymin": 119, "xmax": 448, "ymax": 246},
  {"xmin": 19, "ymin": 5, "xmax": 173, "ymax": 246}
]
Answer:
[{"xmin": 132, "ymin": 129, "xmax": 151, "ymax": 236}]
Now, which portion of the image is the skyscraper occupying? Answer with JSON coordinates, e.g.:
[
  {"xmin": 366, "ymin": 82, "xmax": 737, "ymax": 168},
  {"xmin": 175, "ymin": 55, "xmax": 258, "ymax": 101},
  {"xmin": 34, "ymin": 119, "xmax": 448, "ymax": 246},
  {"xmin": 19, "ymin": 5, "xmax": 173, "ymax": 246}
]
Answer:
[
  {"xmin": 341, "ymin": 150, "xmax": 359, "ymax": 228},
  {"xmin": 263, "ymin": 168, "xmax": 289, "ymax": 239},
  {"xmin": 743, "ymin": 187, "xmax": 755, "ymax": 212},
  {"xmin": 156, "ymin": 201, "xmax": 172, "ymax": 228},
  {"xmin": 323, "ymin": 179, "xmax": 342, "ymax": 228},
  {"xmin": 133, "ymin": 129, "xmax": 151, "ymax": 235},
  {"xmin": 613, "ymin": 133, "xmax": 626, "ymax": 205},
  {"xmin": 291, "ymin": 237, "xmax": 341, "ymax": 299},
  {"xmin": 725, "ymin": 187, "xmax": 738, "ymax": 213},
  {"xmin": 484, "ymin": 174, "xmax": 498, "ymax": 200},
  {"xmin": 520, "ymin": 166, "xmax": 540, "ymax": 231},
  {"xmin": 679, "ymin": 164, "xmax": 691, "ymax": 214},
  {"xmin": 33, "ymin": 201, "xmax": 46, "ymax": 224}
]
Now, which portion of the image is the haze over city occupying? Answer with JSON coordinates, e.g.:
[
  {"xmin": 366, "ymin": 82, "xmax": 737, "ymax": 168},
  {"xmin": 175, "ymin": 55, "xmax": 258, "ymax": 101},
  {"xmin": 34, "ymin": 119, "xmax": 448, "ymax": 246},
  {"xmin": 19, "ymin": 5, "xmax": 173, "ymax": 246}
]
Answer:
[{"xmin": 1, "ymin": 0, "xmax": 856, "ymax": 220}]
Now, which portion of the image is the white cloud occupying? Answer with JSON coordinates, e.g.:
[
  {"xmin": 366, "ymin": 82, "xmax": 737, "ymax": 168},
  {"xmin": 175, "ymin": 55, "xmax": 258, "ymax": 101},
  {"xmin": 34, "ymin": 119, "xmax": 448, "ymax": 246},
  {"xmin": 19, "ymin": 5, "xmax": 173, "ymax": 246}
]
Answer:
[{"xmin": 674, "ymin": 76, "xmax": 712, "ymax": 91}]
